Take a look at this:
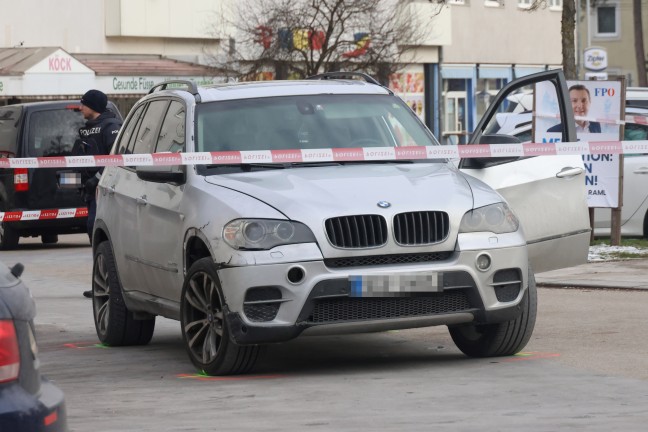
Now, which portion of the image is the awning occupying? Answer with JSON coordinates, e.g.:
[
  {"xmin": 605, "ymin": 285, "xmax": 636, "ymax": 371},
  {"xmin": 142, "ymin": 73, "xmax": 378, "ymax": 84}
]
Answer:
[
  {"xmin": 73, "ymin": 53, "xmax": 218, "ymax": 95},
  {"xmin": 0, "ymin": 47, "xmax": 95, "ymax": 98},
  {"xmin": 0, "ymin": 47, "xmax": 219, "ymax": 99}
]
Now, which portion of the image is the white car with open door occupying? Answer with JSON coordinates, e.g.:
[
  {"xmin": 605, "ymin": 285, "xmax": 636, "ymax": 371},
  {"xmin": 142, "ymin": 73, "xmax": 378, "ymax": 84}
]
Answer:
[
  {"xmin": 460, "ymin": 71, "xmax": 591, "ymax": 273},
  {"xmin": 90, "ymin": 70, "xmax": 589, "ymax": 375}
]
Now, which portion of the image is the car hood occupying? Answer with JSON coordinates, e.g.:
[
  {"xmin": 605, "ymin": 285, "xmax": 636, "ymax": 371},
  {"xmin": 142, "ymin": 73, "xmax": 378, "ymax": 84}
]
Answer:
[{"xmin": 203, "ymin": 162, "xmax": 493, "ymax": 221}]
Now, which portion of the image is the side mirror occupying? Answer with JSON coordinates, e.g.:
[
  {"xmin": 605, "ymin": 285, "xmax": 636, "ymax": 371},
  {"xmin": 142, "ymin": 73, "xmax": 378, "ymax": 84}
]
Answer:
[{"xmin": 136, "ymin": 165, "xmax": 186, "ymax": 185}]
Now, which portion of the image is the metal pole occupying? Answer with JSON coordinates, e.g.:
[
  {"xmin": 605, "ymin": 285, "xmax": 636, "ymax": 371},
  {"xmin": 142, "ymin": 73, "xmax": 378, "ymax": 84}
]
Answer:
[
  {"xmin": 576, "ymin": 0, "xmax": 581, "ymax": 78},
  {"xmin": 587, "ymin": 0, "xmax": 592, "ymax": 49}
]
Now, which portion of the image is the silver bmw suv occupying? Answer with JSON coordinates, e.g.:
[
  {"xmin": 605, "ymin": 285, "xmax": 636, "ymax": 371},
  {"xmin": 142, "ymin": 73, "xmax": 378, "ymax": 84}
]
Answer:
[{"xmin": 91, "ymin": 71, "xmax": 590, "ymax": 375}]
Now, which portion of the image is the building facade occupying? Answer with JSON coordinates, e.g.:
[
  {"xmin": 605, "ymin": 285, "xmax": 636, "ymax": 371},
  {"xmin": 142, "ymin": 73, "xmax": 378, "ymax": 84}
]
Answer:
[
  {"xmin": 0, "ymin": 0, "xmax": 563, "ymax": 140},
  {"xmin": 575, "ymin": 0, "xmax": 646, "ymax": 86}
]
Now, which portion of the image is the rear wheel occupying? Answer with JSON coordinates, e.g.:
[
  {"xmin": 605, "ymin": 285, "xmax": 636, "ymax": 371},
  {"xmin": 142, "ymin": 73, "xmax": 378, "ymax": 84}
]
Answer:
[
  {"xmin": 449, "ymin": 268, "xmax": 537, "ymax": 357},
  {"xmin": 0, "ymin": 223, "xmax": 19, "ymax": 250},
  {"xmin": 41, "ymin": 234, "xmax": 58, "ymax": 244},
  {"xmin": 181, "ymin": 257, "xmax": 263, "ymax": 375},
  {"xmin": 92, "ymin": 241, "xmax": 155, "ymax": 345}
]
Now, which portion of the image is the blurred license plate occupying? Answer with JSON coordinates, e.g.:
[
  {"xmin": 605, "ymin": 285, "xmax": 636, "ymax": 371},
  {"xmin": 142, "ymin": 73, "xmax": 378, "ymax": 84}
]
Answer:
[
  {"xmin": 349, "ymin": 272, "xmax": 442, "ymax": 297},
  {"xmin": 58, "ymin": 171, "xmax": 81, "ymax": 189}
]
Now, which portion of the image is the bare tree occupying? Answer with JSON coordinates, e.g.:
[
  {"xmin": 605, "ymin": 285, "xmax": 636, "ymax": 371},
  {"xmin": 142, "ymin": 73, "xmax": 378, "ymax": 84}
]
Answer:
[
  {"xmin": 528, "ymin": 0, "xmax": 577, "ymax": 79},
  {"xmin": 633, "ymin": 0, "xmax": 647, "ymax": 87},
  {"xmin": 205, "ymin": 0, "xmax": 444, "ymax": 84}
]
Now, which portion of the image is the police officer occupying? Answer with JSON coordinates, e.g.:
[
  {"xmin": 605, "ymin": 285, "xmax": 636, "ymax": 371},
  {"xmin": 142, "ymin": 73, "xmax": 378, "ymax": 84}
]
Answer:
[{"xmin": 76, "ymin": 90, "xmax": 122, "ymax": 298}]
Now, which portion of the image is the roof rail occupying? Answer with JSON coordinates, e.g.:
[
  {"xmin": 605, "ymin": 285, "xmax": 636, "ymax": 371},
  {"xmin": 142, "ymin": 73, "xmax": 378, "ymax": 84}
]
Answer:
[
  {"xmin": 148, "ymin": 80, "xmax": 200, "ymax": 96},
  {"xmin": 306, "ymin": 71, "xmax": 381, "ymax": 86}
]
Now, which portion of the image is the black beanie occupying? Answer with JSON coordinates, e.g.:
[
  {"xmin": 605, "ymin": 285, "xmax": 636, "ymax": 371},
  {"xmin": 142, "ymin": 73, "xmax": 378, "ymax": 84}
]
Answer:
[{"xmin": 81, "ymin": 89, "xmax": 108, "ymax": 113}]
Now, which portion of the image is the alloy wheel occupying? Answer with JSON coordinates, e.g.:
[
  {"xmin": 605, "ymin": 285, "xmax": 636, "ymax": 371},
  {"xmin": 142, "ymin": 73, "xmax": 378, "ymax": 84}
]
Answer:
[
  {"xmin": 93, "ymin": 252, "xmax": 111, "ymax": 336},
  {"xmin": 183, "ymin": 271, "xmax": 224, "ymax": 365}
]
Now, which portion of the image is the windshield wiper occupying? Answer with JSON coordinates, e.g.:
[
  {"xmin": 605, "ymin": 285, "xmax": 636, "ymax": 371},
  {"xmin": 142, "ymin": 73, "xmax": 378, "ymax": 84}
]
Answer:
[{"xmin": 202, "ymin": 163, "xmax": 288, "ymax": 171}]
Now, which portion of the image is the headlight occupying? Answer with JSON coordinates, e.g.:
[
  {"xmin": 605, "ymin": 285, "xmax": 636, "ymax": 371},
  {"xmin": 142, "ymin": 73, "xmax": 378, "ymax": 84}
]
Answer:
[
  {"xmin": 459, "ymin": 203, "xmax": 519, "ymax": 234},
  {"xmin": 223, "ymin": 219, "xmax": 316, "ymax": 250}
]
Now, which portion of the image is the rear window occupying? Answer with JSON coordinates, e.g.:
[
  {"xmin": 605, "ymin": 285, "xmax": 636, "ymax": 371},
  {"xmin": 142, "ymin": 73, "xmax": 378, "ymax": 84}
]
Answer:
[
  {"xmin": 26, "ymin": 108, "xmax": 85, "ymax": 157},
  {"xmin": 0, "ymin": 106, "xmax": 23, "ymax": 157}
]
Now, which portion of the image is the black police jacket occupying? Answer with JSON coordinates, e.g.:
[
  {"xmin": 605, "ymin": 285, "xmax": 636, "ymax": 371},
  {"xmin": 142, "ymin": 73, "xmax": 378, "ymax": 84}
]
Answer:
[{"xmin": 74, "ymin": 110, "xmax": 122, "ymax": 183}]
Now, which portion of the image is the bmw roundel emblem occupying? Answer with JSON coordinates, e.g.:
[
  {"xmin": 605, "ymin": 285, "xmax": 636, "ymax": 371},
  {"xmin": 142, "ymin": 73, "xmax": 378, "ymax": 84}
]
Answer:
[{"xmin": 377, "ymin": 201, "xmax": 391, "ymax": 209}]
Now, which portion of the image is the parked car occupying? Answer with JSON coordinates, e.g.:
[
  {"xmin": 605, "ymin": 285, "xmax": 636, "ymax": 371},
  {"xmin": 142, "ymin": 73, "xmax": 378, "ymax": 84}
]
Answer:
[
  {"xmin": 0, "ymin": 260, "xmax": 67, "ymax": 431},
  {"xmin": 593, "ymin": 106, "xmax": 648, "ymax": 238},
  {"xmin": 0, "ymin": 100, "xmax": 121, "ymax": 249},
  {"xmin": 90, "ymin": 70, "xmax": 589, "ymax": 375},
  {"xmin": 498, "ymin": 106, "xmax": 648, "ymax": 238}
]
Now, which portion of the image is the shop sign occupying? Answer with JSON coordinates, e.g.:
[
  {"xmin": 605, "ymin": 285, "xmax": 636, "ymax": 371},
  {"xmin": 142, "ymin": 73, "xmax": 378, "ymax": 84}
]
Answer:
[
  {"xmin": 27, "ymin": 49, "xmax": 94, "ymax": 74},
  {"xmin": 584, "ymin": 47, "xmax": 608, "ymax": 72},
  {"xmin": 97, "ymin": 76, "xmax": 220, "ymax": 94}
]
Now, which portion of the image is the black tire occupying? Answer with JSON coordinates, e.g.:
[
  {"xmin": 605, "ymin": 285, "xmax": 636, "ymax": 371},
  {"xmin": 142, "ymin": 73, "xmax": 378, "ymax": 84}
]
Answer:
[
  {"xmin": 181, "ymin": 257, "xmax": 263, "ymax": 375},
  {"xmin": 0, "ymin": 223, "xmax": 19, "ymax": 250},
  {"xmin": 449, "ymin": 268, "xmax": 537, "ymax": 357},
  {"xmin": 41, "ymin": 234, "xmax": 59, "ymax": 244},
  {"xmin": 92, "ymin": 241, "xmax": 155, "ymax": 346}
]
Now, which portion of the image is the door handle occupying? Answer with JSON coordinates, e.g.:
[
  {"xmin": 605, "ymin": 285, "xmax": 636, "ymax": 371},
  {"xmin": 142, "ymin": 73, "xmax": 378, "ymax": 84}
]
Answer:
[
  {"xmin": 136, "ymin": 195, "xmax": 148, "ymax": 206},
  {"xmin": 556, "ymin": 167, "xmax": 584, "ymax": 178},
  {"xmin": 633, "ymin": 167, "xmax": 648, "ymax": 174},
  {"xmin": 107, "ymin": 185, "xmax": 115, "ymax": 196}
]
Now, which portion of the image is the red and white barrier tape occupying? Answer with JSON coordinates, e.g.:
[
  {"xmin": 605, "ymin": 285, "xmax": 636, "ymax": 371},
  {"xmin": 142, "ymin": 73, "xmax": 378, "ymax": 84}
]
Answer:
[
  {"xmin": 626, "ymin": 115, "xmax": 648, "ymax": 125},
  {"xmin": 535, "ymin": 112, "xmax": 648, "ymax": 126},
  {"xmin": 0, "ymin": 208, "xmax": 88, "ymax": 222},
  {"xmin": 4, "ymin": 141, "xmax": 644, "ymax": 222},
  {"xmin": 0, "ymin": 141, "xmax": 646, "ymax": 169}
]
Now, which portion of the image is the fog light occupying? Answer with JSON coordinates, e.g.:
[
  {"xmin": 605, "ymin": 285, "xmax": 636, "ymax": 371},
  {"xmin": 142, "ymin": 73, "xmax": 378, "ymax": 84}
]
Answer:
[
  {"xmin": 287, "ymin": 266, "xmax": 305, "ymax": 284},
  {"xmin": 476, "ymin": 253, "xmax": 491, "ymax": 271}
]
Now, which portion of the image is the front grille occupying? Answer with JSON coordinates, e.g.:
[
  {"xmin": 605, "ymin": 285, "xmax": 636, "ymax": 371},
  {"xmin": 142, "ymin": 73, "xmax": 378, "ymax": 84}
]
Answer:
[
  {"xmin": 243, "ymin": 287, "xmax": 282, "ymax": 322},
  {"xmin": 325, "ymin": 215, "xmax": 388, "ymax": 248},
  {"xmin": 324, "ymin": 252, "xmax": 453, "ymax": 268},
  {"xmin": 393, "ymin": 211, "xmax": 449, "ymax": 245},
  {"xmin": 307, "ymin": 292, "xmax": 471, "ymax": 324}
]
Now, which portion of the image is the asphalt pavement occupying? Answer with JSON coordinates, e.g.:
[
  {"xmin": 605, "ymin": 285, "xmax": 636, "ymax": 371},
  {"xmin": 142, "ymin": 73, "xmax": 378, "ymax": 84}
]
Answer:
[{"xmin": 536, "ymin": 258, "xmax": 648, "ymax": 290}]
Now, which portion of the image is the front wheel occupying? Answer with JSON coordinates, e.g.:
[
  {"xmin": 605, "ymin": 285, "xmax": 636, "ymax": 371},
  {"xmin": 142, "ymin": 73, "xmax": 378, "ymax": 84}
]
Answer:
[
  {"xmin": 181, "ymin": 257, "xmax": 263, "ymax": 375},
  {"xmin": 449, "ymin": 268, "xmax": 537, "ymax": 357},
  {"xmin": 92, "ymin": 241, "xmax": 155, "ymax": 345}
]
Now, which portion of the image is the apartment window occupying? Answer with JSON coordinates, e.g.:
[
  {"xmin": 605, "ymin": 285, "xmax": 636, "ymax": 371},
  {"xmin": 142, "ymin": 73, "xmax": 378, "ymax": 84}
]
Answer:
[
  {"xmin": 484, "ymin": 0, "xmax": 503, "ymax": 7},
  {"xmin": 448, "ymin": 0, "xmax": 467, "ymax": 4},
  {"xmin": 596, "ymin": 2, "xmax": 619, "ymax": 37},
  {"xmin": 518, "ymin": 0, "xmax": 532, "ymax": 8},
  {"xmin": 549, "ymin": 0, "xmax": 562, "ymax": 10}
]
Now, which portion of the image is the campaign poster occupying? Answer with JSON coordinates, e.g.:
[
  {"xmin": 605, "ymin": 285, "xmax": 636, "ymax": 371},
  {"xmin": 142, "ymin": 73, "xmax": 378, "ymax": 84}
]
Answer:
[{"xmin": 534, "ymin": 80, "xmax": 623, "ymax": 208}]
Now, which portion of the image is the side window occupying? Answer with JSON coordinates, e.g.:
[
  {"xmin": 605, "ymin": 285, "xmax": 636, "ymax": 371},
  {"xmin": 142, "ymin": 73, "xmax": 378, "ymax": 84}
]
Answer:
[
  {"xmin": 155, "ymin": 101, "xmax": 185, "ymax": 153},
  {"xmin": 132, "ymin": 100, "xmax": 169, "ymax": 155},
  {"xmin": 117, "ymin": 104, "xmax": 146, "ymax": 155},
  {"xmin": 624, "ymin": 123, "xmax": 648, "ymax": 141},
  {"xmin": 0, "ymin": 106, "xmax": 22, "ymax": 156}
]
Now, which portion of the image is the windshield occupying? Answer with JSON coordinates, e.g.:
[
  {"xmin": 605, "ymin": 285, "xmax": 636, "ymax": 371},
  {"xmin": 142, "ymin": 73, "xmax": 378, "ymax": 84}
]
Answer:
[{"xmin": 195, "ymin": 94, "xmax": 439, "ymax": 153}]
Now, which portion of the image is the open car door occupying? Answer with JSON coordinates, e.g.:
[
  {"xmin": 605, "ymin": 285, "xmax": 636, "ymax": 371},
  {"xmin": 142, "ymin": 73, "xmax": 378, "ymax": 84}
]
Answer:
[{"xmin": 459, "ymin": 70, "xmax": 590, "ymax": 273}]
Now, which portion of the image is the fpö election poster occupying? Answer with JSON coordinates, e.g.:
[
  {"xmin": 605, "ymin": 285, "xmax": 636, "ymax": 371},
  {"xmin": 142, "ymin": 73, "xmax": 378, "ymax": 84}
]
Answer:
[{"xmin": 534, "ymin": 80, "xmax": 623, "ymax": 208}]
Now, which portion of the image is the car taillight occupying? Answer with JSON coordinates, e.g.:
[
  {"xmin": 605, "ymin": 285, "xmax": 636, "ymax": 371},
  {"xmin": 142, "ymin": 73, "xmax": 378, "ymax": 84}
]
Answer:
[
  {"xmin": 0, "ymin": 320, "xmax": 20, "ymax": 383},
  {"xmin": 14, "ymin": 168, "xmax": 29, "ymax": 192}
]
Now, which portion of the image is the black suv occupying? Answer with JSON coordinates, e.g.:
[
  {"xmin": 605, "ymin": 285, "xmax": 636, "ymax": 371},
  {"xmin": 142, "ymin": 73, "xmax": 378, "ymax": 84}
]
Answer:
[{"xmin": 0, "ymin": 101, "xmax": 121, "ymax": 249}]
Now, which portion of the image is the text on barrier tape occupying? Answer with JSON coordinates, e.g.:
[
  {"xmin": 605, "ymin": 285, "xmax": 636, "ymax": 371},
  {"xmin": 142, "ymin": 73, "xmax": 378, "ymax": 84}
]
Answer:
[
  {"xmin": 0, "ymin": 208, "xmax": 88, "ymax": 222},
  {"xmin": 0, "ymin": 141, "xmax": 646, "ymax": 169},
  {"xmin": 534, "ymin": 113, "xmax": 648, "ymax": 126}
]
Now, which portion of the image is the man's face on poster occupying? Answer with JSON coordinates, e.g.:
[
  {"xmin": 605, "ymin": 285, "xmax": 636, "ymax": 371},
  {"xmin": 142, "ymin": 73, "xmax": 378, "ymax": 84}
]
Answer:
[{"xmin": 570, "ymin": 88, "xmax": 591, "ymax": 118}]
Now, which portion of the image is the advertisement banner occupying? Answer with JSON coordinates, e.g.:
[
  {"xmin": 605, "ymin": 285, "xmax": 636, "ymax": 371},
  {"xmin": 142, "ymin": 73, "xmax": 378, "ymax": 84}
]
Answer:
[{"xmin": 389, "ymin": 66, "xmax": 425, "ymax": 122}]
